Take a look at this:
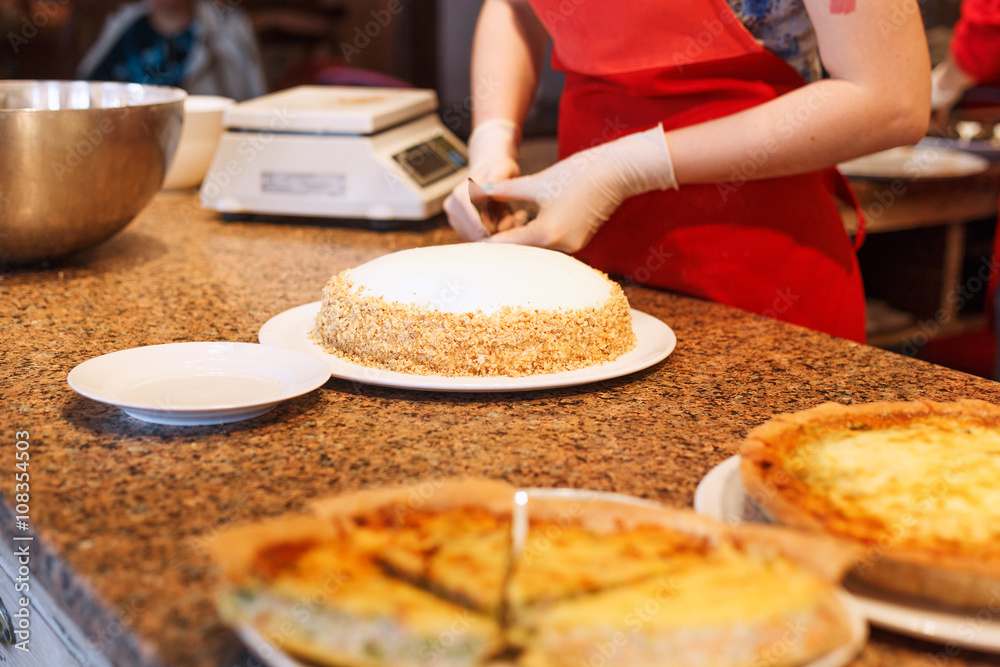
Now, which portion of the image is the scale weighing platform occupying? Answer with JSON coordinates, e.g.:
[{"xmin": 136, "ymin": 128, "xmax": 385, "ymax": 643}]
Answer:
[{"xmin": 199, "ymin": 86, "xmax": 468, "ymax": 223}]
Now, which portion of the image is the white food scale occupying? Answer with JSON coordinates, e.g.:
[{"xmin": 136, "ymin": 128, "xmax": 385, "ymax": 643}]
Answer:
[{"xmin": 199, "ymin": 85, "xmax": 469, "ymax": 222}]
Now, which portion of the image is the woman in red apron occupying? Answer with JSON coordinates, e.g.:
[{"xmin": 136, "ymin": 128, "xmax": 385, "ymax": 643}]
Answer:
[{"xmin": 444, "ymin": 0, "xmax": 930, "ymax": 343}]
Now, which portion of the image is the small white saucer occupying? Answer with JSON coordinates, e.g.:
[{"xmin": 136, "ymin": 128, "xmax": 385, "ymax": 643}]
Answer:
[{"xmin": 67, "ymin": 342, "xmax": 330, "ymax": 425}]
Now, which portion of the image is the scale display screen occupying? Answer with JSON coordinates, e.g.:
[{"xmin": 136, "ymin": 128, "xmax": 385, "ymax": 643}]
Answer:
[{"xmin": 393, "ymin": 136, "xmax": 467, "ymax": 187}]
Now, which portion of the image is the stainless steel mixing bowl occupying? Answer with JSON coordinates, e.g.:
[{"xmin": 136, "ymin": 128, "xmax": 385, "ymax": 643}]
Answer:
[{"xmin": 0, "ymin": 81, "xmax": 186, "ymax": 265}]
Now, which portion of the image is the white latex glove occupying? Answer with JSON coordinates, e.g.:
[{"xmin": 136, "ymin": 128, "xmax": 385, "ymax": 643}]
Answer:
[
  {"xmin": 480, "ymin": 124, "xmax": 678, "ymax": 253},
  {"xmin": 467, "ymin": 118, "xmax": 522, "ymax": 182},
  {"xmin": 445, "ymin": 119, "xmax": 523, "ymax": 240},
  {"xmin": 931, "ymin": 55, "xmax": 976, "ymax": 115}
]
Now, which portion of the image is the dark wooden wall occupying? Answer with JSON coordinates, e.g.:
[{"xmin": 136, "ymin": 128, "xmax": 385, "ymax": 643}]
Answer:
[{"xmin": 0, "ymin": 0, "xmax": 438, "ymax": 91}]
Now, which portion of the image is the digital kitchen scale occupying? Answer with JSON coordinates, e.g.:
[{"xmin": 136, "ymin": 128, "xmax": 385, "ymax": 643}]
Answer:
[{"xmin": 199, "ymin": 85, "xmax": 468, "ymax": 222}]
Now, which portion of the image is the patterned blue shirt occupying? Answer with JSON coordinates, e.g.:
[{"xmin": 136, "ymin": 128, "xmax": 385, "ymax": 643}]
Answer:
[
  {"xmin": 728, "ymin": 0, "xmax": 822, "ymax": 81},
  {"xmin": 88, "ymin": 16, "xmax": 195, "ymax": 88}
]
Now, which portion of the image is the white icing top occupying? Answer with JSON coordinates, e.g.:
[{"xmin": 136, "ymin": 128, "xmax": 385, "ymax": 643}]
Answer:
[{"xmin": 346, "ymin": 243, "xmax": 616, "ymax": 314}]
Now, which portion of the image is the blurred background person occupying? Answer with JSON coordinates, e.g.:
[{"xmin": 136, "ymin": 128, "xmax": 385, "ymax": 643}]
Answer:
[
  {"xmin": 76, "ymin": 0, "xmax": 266, "ymax": 101},
  {"xmin": 930, "ymin": 0, "xmax": 1000, "ymax": 119},
  {"xmin": 930, "ymin": 0, "xmax": 1000, "ymax": 379}
]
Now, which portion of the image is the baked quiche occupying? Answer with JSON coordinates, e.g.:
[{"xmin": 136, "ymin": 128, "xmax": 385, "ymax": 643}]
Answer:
[
  {"xmin": 740, "ymin": 399, "xmax": 1000, "ymax": 608},
  {"xmin": 210, "ymin": 514, "xmax": 503, "ymax": 667},
  {"xmin": 510, "ymin": 495, "xmax": 857, "ymax": 667},
  {"xmin": 208, "ymin": 479, "xmax": 861, "ymax": 667},
  {"xmin": 309, "ymin": 477, "xmax": 514, "ymax": 617}
]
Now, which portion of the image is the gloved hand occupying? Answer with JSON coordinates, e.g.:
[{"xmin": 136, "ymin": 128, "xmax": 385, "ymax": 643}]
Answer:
[
  {"xmin": 930, "ymin": 55, "xmax": 975, "ymax": 119},
  {"xmin": 466, "ymin": 117, "xmax": 522, "ymax": 182},
  {"xmin": 444, "ymin": 118, "xmax": 523, "ymax": 240},
  {"xmin": 480, "ymin": 124, "xmax": 678, "ymax": 253}
]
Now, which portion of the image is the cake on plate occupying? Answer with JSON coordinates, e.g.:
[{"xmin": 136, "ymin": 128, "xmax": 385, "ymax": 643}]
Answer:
[{"xmin": 313, "ymin": 243, "xmax": 636, "ymax": 376}]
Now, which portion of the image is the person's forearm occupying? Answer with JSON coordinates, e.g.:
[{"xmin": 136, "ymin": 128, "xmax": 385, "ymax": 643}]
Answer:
[
  {"xmin": 471, "ymin": 0, "xmax": 548, "ymax": 128},
  {"xmin": 669, "ymin": 0, "xmax": 930, "ymax": 185},
  {"xmin": 667, "ymin": 77, "xmax": 929, "ymax": 185}
]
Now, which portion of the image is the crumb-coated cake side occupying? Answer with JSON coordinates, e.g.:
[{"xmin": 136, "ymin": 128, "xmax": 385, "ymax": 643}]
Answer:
[{"xmin": 313, "ymin": 244, "xmax": 637, "ymax": 377}]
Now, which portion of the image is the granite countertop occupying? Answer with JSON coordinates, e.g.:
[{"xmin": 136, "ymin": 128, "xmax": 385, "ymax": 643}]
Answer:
[{"xmin": 3, "ymin": 190, "xmax": 1000, "ymax": 667}]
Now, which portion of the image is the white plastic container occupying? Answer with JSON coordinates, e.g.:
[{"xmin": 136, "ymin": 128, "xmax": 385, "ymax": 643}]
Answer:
[{"xmin": 162, "ymin": 95, "xmax": 235, "ymax": 190}]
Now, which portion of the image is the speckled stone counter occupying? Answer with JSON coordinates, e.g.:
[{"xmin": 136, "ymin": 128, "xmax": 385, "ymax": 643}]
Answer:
[{"xmin": 3, "ymin": 190, "xmax": 1000, "ymax": 667}]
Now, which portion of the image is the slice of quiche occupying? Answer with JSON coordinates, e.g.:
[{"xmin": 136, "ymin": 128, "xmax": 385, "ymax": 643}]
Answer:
[
  {"xmin": 508, "ymin": 495, "xmax": 716, "ymax": 614},
  {"xmin": 509, "ymin": 495, "xmax": 859, "ymax": 667},
  {"xmin": 209, "ymin": 513, "xmax": 502, "ymax": 667},
  {"xmin": 310, "ymin": 478, "xmax": 515, "ymax": 618}
]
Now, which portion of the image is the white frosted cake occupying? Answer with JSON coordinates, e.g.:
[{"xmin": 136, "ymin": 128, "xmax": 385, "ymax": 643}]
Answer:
[{"xmin": 313, "ymin": 244, "xmax": 637, "ymax": 376}]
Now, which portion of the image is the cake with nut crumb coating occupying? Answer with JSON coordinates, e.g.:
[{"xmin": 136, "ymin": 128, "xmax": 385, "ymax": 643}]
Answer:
[{"xmin": 313, "ymin": 243, "xmax": 636, "ymax": 376}]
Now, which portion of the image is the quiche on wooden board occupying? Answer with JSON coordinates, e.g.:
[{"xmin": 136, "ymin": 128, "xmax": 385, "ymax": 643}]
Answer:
[
  {"xmin": 740, "ymin": 399, "xmax": 1000, "ymax": 609},
  {"xmin": 208, "ymin": 479, "xmax": 863, "ymax": 667}
]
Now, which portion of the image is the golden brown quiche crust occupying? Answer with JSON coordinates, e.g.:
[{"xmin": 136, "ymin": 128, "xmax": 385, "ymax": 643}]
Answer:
[
  {"xmin": 510, "ymin": 495, "xmax": 858, "ymax": 667},
  {"xmin": 311, "ymin": 478, "xmax": 515, "ymax": 616},
  {"xmin": 207, "ymin": 479, "xmax": 861, "ymax": 667},
  {"xmin": 740, "ymin": 399, "xmax": 1000, "ymax": 608}
]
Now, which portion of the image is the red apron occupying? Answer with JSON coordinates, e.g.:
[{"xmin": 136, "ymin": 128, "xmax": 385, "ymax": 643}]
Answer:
[{"xmin": 527, "ymin": 0, "xmax": 867, "ymax": 342}]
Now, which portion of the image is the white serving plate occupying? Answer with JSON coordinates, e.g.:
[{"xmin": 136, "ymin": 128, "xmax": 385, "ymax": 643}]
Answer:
[
  {"xmin": 236, "ymin": 486, "xmax": 866, "ymax": 667},
  {"xmin": 919, "ymin": 136, "xmax": 1000, "ymax": 163},
  {"xmin": 258, "ymin": 302, "xmax": 676, "ymax": 392},
  {"xmin": 694, "ymin": 456, "xmax": 1000, "ymax": 653},
  {"xmin": 838, "ymin": 144, "xmax": 989, "ymax": 179},
  {"xmin": 67, "ymin": 342, "xmax": 330, "ymax": 425}
]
